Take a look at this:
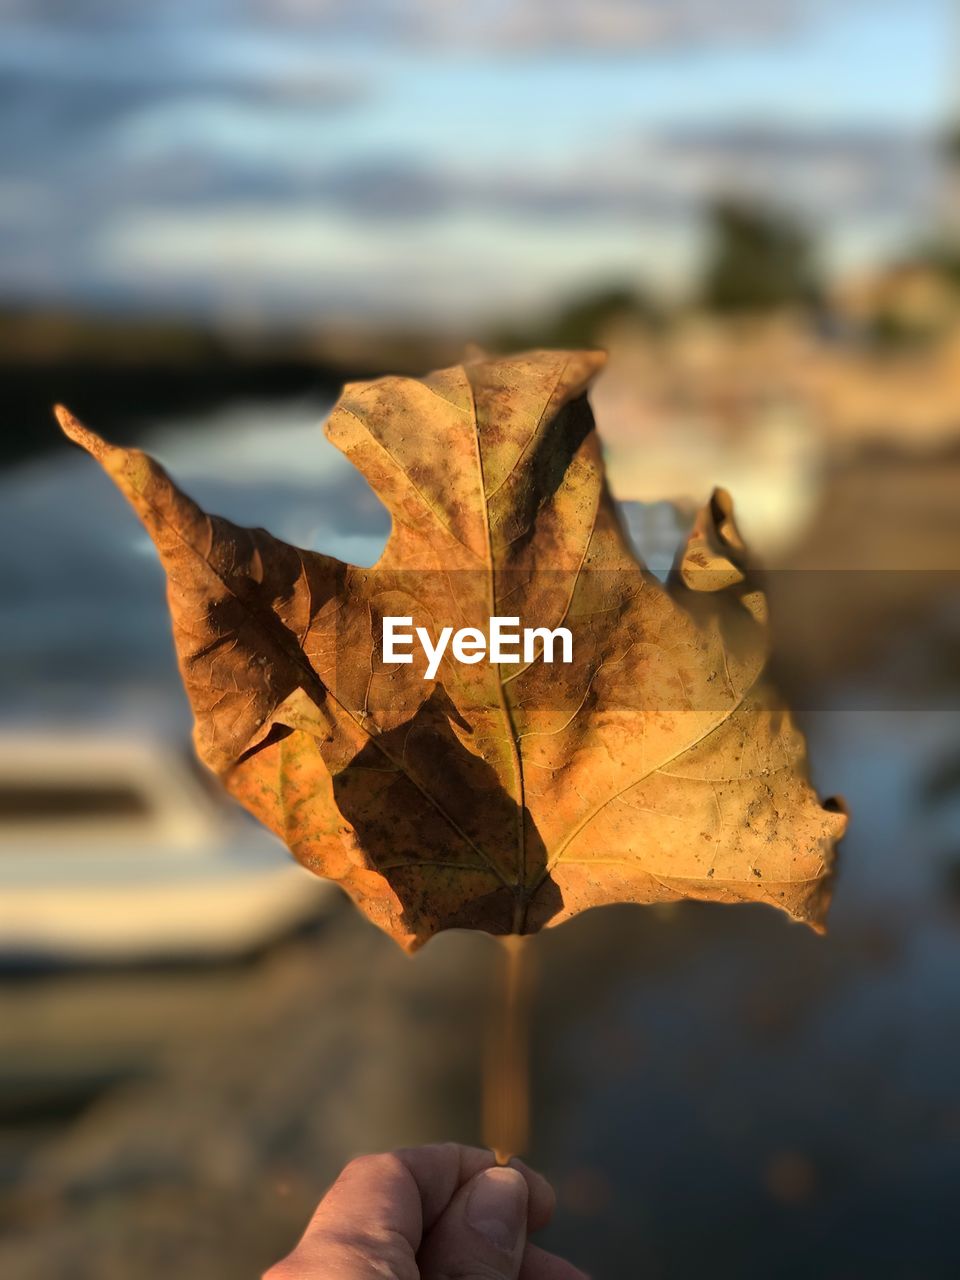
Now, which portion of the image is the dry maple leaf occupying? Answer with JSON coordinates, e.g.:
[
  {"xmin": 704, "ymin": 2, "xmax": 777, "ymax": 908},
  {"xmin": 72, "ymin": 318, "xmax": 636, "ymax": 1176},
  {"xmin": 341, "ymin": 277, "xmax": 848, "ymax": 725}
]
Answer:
[{"xmin": 57, "ymin": 349, "xmax": 846, "ymax": 951}]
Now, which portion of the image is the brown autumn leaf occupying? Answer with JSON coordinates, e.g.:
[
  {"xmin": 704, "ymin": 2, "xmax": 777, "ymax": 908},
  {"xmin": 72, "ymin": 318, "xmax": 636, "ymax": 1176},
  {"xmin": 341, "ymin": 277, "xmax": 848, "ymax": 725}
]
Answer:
[{"xmin": 57, "ymin": 349, "xmax": 846, "ymax": 951}]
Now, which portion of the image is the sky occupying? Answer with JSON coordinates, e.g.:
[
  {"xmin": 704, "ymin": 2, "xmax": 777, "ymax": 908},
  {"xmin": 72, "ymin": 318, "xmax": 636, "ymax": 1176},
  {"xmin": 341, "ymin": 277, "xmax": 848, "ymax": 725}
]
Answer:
[{"xmin": 0, "ymin": 0, "xmax": 952, "ymax": 325}]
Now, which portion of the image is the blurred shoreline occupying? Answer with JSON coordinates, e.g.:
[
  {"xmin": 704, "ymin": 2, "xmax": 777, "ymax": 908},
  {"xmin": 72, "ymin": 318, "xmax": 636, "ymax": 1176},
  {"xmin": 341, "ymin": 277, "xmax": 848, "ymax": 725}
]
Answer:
[{"xmin": 0, "ymin": 305, "xmax": 466, "ymax": 470}]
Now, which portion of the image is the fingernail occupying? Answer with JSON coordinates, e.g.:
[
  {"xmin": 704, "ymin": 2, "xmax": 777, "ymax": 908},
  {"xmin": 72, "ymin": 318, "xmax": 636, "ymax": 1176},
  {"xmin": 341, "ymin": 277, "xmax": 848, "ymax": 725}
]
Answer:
[{"xmin": 466, "ymin": 1167, "xmax": 527, "ymax": 1251}]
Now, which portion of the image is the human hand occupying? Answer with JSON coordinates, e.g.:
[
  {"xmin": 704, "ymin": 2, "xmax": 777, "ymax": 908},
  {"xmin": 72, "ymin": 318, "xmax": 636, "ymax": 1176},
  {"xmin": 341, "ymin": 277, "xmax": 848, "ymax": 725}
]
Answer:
[{"xmin": 264, "ymin": 1142, "xmax": 589, "ymax": 1279}]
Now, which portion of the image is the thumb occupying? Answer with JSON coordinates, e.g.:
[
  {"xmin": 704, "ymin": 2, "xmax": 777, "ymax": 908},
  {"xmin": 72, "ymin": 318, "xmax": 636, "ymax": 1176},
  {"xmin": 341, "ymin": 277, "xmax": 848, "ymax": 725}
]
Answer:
[{"xmin": 418, "ymin": 1164, "xmax": 529, "ymax": 1279}]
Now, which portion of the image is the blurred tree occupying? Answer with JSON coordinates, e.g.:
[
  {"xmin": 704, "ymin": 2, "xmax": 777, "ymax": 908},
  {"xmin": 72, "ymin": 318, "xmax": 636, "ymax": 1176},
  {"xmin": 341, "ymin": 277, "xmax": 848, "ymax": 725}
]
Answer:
[
  {"xmin": 488, "ymin": 283, "xmax": 660, "ymax": 353},
  {"xmin": 540, "ymin": 285, "xmax": 660, "ymax": 346},
  {"xmin": 699, "ymin": 196, "xmax": 819, "ymax": 313}
]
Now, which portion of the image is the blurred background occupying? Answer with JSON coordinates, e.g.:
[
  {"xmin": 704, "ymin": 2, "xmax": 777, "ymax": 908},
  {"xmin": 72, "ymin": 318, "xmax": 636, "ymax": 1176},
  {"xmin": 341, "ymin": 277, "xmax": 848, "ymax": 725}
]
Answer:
[{"xmin": 2, "ymin": 1, "xmax": 960, "ymax": 1276}]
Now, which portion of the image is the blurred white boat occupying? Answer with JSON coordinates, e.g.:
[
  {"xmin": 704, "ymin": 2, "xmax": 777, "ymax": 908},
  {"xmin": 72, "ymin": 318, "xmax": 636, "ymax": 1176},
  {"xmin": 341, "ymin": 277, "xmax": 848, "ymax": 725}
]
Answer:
[{"xmin": 0, "ymin": 730, "xmax": 337, "ymax": 964}]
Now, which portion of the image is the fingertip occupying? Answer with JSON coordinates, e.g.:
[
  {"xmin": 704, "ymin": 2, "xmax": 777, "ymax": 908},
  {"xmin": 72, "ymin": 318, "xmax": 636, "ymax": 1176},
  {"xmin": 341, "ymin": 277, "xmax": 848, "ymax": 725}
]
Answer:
[
  {"xmin": 392, "ymin": 1143, "xmax": 556, "ymax": 1236},
  {"xmin": 509, "ymin": 1156, "xmax": 556, "ymax": 1231},
  {"xmin": 465, "ymin": 1165, "xmax": 529, "ymax": 1250}
]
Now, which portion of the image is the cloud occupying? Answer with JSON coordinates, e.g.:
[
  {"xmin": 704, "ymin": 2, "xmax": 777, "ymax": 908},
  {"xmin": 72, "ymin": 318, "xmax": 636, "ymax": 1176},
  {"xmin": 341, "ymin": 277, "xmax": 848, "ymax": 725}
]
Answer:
[
  {"xmin": 1, "ymin": 121, "xmax": 932, "ymax": 321},
  {"xmin": 3, "ymin": 0, "xmax": 907, "ymax": 56},
  {"xmin": 637, "ymin": 124, "xmax": 936, "ymax": 218},
  {"xmin": 32, "ymin": 125, "xmax": 927, "ymax": 223},
  {"xmin": 0, "ymin": 0, "xmax": 939, "ymax": 319},
  {"xmin": 201, "ymin": 125, "xmax": 934, "ymax": 225},
  {"xmin": 78, "ymin": 203, "xmax": 682, "ymax": 322},
  {"xmin": 0, "ymin": 7, "xmax": 368, "ymax": 174},
  {"xmin": 240, "ymin": 0, "xmax": 834, "ymax": 53}
]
